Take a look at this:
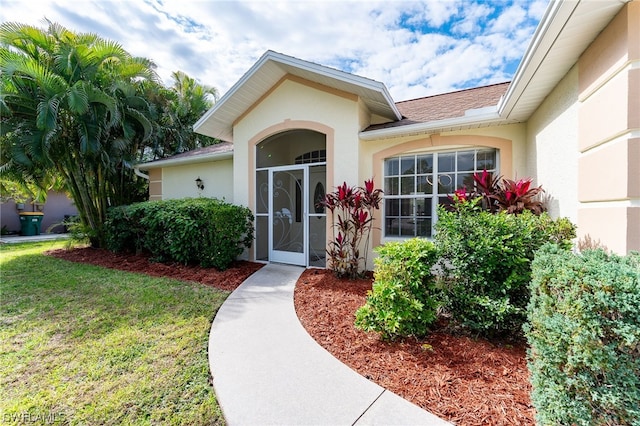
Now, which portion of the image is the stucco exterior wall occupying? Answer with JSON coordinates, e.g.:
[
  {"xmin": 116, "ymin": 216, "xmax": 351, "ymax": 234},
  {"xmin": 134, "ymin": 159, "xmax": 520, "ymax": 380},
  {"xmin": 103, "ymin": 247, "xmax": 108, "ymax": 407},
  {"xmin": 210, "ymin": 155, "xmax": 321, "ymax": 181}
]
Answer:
[
  {"xmin": 160, "ymin": 159, "xmax": 234, "ymax": 201},
  {"xmin": 234, "ymin": 76, "xmax": 363, "ymax": 208},
  {"xmin": 525, "ymin": 65, "xmax": 580, "ymax": 221},
  {"xmin": 148, "ymin": 169, "xmax": 162, "ymax": 201},
  {"xmin": 1, "ymin": 191, "xmax": 78, "ymax": 234},
  {"xmin": 359, "ymin": 124, "xmax": 526, "ymax": 185},
  {"xmin": 576, "ymin": 1, "xmax": 639, "ymax": 253}
]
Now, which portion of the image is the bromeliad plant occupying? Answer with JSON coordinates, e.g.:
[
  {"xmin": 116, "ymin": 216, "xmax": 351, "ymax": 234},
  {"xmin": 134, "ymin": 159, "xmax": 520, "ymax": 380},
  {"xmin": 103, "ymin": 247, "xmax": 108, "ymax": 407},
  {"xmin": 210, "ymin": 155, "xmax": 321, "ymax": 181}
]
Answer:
[
  {"xmin": 321, "ymin": 179, "xmax": 383, "ymax": 279},
  {"xmin": 451, "ymin": 170, "xmax": 546, "ymax": 215}
]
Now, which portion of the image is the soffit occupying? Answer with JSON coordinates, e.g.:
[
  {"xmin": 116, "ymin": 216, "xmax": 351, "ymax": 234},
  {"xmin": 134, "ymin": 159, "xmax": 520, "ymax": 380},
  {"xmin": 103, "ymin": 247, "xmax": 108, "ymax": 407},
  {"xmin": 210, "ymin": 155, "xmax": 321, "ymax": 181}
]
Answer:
[
  {"xmin": 194, "ymin": 51, "xmax": 401, "ymax": 142},
  {"xmin": 501, "ymin": 0, "xmax": 629, "ymax": 121}
]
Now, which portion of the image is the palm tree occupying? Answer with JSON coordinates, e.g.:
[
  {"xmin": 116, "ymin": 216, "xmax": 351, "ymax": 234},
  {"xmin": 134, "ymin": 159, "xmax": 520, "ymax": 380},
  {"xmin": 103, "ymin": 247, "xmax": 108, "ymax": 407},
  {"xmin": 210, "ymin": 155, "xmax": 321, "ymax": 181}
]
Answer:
[
  {"xmin": 146, "ymin": 71, "xmax": 218, "ymax": 157},
  {"xmin": 0, "ymin": 20, "xmax": 157, "ymax": 246}
]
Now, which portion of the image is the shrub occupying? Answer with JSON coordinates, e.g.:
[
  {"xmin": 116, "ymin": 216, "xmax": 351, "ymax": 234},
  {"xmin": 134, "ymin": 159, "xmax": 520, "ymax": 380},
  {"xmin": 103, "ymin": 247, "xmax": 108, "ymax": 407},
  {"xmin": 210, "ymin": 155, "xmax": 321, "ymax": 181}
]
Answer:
[
  {"xmin": 435, "ymin": 199, "xmax": 575, "ymax": 337},
  {"xmin": 355, "ymin": 238, "xmax": 439, "ymax": 340},
  {"xmin": 526, "ymin": 245, "xmax": 640, "ymax": 425},
  {"xmin": 104, "ymin": 202, "xmax": 148, "ymax": 253},
  {"xmin": 105, "ymin": 198, "xmax": 254, "ymax": 270},
  {"xmin": 321, "ymin": 179, "xmax": 383, "ymax": 279}
]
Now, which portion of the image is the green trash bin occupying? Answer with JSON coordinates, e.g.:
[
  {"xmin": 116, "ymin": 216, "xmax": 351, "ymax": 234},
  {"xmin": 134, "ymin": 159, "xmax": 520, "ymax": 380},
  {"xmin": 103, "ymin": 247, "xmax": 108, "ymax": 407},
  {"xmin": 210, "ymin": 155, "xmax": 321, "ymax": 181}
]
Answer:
[{"xmin": 19, "ymin": 212, "xmax": 44, "ymax": 236}]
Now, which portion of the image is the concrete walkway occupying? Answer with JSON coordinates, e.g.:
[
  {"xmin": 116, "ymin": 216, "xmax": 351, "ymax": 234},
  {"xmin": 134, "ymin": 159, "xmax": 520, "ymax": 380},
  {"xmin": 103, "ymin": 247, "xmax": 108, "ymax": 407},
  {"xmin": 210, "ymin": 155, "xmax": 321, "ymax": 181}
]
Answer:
[
  {"xmin": 208, "ymin": 263, "xmax": 451, "ymax": 425},
  {"xmin": 0, "ymin": 233, "xmax": 71, "ymax": 244}
]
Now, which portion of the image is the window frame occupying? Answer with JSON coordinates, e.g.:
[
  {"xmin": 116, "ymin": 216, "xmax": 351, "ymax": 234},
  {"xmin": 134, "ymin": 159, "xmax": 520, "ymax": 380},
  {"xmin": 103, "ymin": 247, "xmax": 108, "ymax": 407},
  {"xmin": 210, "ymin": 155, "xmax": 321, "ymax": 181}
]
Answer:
[{"xmin": 382, "ymin": 147, "xmax": 499, "ymax": 239}]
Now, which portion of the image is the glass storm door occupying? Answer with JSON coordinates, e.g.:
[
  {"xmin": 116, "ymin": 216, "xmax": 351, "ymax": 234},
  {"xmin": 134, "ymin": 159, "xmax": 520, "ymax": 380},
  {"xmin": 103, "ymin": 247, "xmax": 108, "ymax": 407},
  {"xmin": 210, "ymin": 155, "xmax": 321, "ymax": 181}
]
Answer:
[{"xmin": 270, "ymin": 167, "xmax": 306, "ymax": 265}]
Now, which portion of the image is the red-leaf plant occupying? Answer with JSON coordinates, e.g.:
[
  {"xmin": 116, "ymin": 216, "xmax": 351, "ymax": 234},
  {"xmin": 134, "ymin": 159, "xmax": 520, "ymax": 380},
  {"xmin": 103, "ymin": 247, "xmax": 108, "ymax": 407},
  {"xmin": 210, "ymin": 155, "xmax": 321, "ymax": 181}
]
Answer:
[
  {"xmin": 450, "ymin": 170, "xmax": 546, "ymax": 215},
  {"xmin": 320, "ymin": 179, "xmax": 383, "ymax": 279}
]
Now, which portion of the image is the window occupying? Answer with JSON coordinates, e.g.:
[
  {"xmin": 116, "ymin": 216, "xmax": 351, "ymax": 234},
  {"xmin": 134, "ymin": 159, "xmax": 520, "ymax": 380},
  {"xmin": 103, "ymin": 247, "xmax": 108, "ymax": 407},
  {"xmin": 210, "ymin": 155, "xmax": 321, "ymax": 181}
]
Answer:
[
  {"xmin": 295, "ymin": 149, "xmax": 326, "ymax": 164},
  {"xmin": 383, "ymin": 148, "xmax": 498, "ymax": 238}
]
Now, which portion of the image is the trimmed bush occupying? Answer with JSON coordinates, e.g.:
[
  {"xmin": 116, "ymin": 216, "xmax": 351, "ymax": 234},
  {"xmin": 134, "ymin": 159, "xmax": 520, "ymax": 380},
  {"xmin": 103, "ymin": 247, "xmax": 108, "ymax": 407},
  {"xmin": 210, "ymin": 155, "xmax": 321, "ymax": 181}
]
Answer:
[
  {"xmin": 355, "ymin": 238, "xmax": 439, "ymax": 340},
  {"xmin": 435, "ymin": 200, "xmax": 575, "ymax": 337},
  {"xmin": 105, "ymin": 198, "xmax": 254, "ymax": 270},
  {"xmin": 104, "ymin": 201, "xmax": 149, "ymax": 254},
  {"xmin": 526, "ymin": 245, "xmax": 640, "ymax": 425}
]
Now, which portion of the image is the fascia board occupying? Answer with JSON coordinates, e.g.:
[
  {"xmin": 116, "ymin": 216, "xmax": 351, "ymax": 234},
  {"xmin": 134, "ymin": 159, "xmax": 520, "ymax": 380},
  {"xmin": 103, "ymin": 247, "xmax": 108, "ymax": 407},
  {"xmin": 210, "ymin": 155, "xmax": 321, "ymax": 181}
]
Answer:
[
  {"xmin": 359, "ymin": 109, "xmax": 502, "ymax": 141},
  {"xmin": 193, "ymin": 51, "xmax": 275, "ymax": 135},
  {"xmin": 194, "ymin": 50, "xmax": 402, "ymax": 138},
  {"xmin": 135, "ymin": 151, "xmax": 233, "ymax": 170},
  {"xmin": 498, "ymin": 0, "xmax": 579, "ymax": 118}
]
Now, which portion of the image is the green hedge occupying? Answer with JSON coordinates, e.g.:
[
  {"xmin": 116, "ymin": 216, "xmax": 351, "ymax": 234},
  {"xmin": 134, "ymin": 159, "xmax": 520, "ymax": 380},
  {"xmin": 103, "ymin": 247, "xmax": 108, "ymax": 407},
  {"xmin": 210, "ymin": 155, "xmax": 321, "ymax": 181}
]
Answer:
[
  {"xmin": 526, "ymin": 245, "xmax": 640, "ymax": 425},
  {"xmin": 355, "ymin": 238, "xmax": 439, "ymax": 340},
  {"xmin": 435, "ymin": 201, "xmax": 575, "ymax": 337},
  {"xmin": 105, "ymin": 198, "xmax": 254, "ymax": 270}
]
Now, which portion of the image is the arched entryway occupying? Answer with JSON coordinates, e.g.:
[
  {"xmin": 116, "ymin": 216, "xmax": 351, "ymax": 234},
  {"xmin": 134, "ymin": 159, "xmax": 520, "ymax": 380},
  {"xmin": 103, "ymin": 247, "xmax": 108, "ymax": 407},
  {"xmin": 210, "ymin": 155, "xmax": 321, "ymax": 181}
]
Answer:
[{"xmin": 254, "ymin": 130, "xmax": 326, "ymax": 267}]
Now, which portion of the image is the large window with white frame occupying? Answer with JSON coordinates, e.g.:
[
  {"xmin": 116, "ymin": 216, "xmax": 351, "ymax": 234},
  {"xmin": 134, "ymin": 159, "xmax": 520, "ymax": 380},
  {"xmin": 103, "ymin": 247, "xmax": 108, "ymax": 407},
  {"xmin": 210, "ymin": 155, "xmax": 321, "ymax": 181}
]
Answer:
[{"xmin": 383, "ymin": 148, "xmax": 498, "ymax": 238}]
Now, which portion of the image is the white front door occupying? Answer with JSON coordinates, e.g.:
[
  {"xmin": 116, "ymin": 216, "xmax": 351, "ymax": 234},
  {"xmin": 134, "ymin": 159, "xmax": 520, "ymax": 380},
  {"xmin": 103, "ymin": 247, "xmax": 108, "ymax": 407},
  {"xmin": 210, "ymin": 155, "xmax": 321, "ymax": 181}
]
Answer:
[{"xmin": 269, "ymin": 166, "xmax": 306, "ymax": 265}]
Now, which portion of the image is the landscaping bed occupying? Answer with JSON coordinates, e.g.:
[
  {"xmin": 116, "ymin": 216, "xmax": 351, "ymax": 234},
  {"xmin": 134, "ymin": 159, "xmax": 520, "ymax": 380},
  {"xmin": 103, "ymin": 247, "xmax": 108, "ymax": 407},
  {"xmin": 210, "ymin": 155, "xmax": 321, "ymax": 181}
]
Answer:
[
  {"xmin": 295, "ymin": 268, "xmax": 535, "ymax": 426},
  {"xmin": 49, "ymin": 246, "xmax": 263, "ymax": 291},
  {"xmin": 50, "ymin": 247, "xmax": 534, "ymax": 425}
]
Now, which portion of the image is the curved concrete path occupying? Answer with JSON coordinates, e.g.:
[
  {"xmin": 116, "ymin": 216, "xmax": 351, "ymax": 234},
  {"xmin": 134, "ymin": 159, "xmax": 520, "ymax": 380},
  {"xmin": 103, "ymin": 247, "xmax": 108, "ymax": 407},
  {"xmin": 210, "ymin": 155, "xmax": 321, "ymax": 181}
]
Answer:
[{"xmin": 208, "ymin": 263, "xmax": 451, "ymax": 425}]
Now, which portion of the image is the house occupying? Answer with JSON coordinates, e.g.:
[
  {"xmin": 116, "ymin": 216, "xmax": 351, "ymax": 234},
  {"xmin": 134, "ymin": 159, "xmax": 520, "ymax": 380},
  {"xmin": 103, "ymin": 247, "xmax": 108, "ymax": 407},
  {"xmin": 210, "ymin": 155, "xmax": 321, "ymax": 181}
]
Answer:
[
  {"xmin": 136, "ymin": 0, "xmax": 639, "ymax": 267},
  {"xmin": 0, "ymin": 190, "xmax": 78, "ymax": 234}
]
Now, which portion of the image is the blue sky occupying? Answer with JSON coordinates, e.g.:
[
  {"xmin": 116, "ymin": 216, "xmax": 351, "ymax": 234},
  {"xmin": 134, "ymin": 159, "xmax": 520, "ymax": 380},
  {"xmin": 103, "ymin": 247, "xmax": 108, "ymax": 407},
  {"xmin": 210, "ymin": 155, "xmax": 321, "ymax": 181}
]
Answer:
[{"xmin": 1, "ymin": 0, "xmax": 548, "ymax": 102}]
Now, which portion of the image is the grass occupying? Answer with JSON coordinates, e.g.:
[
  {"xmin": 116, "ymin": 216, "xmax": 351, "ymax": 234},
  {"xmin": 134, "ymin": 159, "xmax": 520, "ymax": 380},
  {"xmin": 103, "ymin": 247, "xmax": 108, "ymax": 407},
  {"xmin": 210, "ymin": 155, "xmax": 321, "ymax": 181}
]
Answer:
[{"xmin": 0, "ymin": 241, "xmax": 228, "ymax": 425}]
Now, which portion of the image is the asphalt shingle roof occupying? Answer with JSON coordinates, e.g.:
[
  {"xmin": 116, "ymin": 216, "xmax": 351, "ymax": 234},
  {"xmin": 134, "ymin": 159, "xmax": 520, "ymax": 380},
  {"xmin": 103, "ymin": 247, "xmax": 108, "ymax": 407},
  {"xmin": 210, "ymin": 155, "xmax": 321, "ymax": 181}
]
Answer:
[{"xmin": 365, "ymin": 82, "xmax": 510, "ymax": 131}]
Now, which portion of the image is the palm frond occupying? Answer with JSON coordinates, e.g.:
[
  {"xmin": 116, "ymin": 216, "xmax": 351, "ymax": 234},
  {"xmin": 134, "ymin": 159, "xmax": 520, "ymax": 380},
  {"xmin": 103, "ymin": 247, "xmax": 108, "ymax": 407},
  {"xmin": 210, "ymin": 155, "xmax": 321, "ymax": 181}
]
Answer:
[
  {"xmin": 77, "ymin": 119, "xmax": 102, "ymax": 155},
  {"xmin": 84, "ymin": 84, "xmax": 118, "ymax": 126},
  {"xmin": 36, "ymin": 95, "xmax": 60, "ymax": 131},
  {"xmin": 124, "ymin": 107, "xmax": 152, "ymax": 142},
  {"xmin": 68, "ymin": 81, "xmax": 89, "ymax": 114}
]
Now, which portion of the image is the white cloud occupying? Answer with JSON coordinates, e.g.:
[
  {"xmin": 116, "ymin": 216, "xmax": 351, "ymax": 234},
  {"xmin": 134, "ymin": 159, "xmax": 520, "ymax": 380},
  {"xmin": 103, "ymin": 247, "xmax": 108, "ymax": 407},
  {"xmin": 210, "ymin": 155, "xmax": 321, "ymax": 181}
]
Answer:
[
  {"xmin": 0, "ymin": 0, "xmax": 549, "ymax": 101},
  {"xmin": 452, "ymin": 3, "xmax": 493, "ymax": 35},
  {"xmin": 489, "ymin": 3, "xmax": 527, "ymax": 33}
]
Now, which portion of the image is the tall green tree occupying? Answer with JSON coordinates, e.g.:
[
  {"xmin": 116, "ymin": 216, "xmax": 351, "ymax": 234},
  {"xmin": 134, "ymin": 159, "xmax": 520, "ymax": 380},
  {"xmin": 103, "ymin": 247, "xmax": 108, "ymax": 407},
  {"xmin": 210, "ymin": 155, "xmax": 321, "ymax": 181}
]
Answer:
[
  {"xmin": 143, "ymin": 71, "xmax": 218, "ymax": 159},
  {"xmin": 0, "ymin": 21, "xmax": 159, "ymax": 246}
]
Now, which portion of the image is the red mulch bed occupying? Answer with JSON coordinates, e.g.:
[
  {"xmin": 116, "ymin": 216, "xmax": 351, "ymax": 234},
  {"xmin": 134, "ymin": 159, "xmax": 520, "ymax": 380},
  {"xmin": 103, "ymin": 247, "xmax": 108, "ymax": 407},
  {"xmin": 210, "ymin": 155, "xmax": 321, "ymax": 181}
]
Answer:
[
  {"xmin": 294, "ymin": 268, "xmax": 535, "ymax": 426},
  {"xmin": 47, "ymin": 247, "xmax": 263, "ymax": 292},
  {"xmin": 47, "ymin": 248, "xmax": 534, "ymax": 424}
]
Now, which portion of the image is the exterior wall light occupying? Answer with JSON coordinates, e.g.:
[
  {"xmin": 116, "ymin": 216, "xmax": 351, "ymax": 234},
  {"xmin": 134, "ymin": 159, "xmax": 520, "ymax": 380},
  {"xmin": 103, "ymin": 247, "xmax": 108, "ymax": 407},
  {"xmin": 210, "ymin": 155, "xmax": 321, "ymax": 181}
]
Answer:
[{"xmin": 195, "ymin": 177, "xmax": 204, "ymax": 190}]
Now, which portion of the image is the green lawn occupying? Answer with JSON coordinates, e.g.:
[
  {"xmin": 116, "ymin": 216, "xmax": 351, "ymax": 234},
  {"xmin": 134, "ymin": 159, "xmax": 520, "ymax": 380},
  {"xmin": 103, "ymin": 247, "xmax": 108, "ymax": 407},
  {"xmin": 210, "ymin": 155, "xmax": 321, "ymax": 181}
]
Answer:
[{"xmin": 0, "ymin": 241, "xmax": 227, "ymax": 425}]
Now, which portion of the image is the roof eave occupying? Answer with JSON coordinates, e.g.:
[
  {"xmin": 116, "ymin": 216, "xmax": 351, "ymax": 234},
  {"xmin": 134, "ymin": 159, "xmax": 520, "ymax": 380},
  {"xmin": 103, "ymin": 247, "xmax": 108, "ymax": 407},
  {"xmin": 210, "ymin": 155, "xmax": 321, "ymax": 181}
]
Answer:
[
  {"xmin": 267, "ymin": 51, "xmax": 402, "ymax": 121},
  {"xmin": 193, "ymin": 50, "xmax": 402, "ymax": 141},
  {"xmin": 498, "ymin": 0, "xmax": 577, "ymax": 119},
  {"xmin": 499, "ymin": 0, "xmax": 631, "ymax": 121},
  {"xmin": 135, "ymin": 151, "xmax": 233, "ymax": 170},
  {"xmin": 360, "ymin": 108, "xmax": 504, "ymax": 141}
]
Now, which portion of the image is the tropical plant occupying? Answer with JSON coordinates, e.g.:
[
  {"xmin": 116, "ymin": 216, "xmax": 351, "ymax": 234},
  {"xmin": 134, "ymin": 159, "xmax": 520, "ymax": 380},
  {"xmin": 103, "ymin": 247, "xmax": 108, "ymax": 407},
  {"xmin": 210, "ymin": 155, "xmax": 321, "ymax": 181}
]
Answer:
[
  {"xmin": 452, "ymin": 170, "xmax": 546, "ymax": 215},
  {"xmin": 321, "ymin": 179, "xmax": 383, "ymax": 279},
  {"xmin": 142, "ymin": 71, "xmax": 218, "ymax": 159},
  {"xmin": 0, "ymin": 20, "xmax": 159, "ymax": 245},
  {"xmin": 0, "ymin": 21, "xmax": 219, "ymax": 247}
]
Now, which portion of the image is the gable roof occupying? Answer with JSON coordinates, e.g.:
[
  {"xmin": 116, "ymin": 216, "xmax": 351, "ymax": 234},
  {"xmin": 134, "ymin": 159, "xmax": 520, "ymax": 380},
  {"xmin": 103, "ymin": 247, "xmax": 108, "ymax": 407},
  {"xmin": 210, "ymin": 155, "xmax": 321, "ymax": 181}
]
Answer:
[
  {"xmin": 181, "ymin": 0, "xmax": 629, "ymax": 151},
  {"xmin": 193, "ymin": 50, "xmax": 402, "ymax": 142}
]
